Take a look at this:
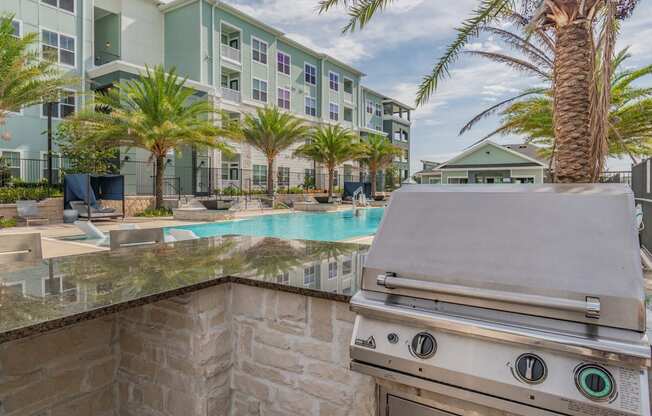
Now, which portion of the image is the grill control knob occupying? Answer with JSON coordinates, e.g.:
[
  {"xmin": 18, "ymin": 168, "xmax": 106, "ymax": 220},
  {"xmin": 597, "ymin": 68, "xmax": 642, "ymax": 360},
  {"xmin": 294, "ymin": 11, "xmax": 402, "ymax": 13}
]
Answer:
[
  {"xmin": 410, "ymin": 332, "xmax": 437, "ymax": 359},
  {"xmin": 514, "ymin": 354, "xmax": 547, "ymax": 384},
  {"xmin": 575, "ymin": 364, "xmax": 616, "ymax": 402}
]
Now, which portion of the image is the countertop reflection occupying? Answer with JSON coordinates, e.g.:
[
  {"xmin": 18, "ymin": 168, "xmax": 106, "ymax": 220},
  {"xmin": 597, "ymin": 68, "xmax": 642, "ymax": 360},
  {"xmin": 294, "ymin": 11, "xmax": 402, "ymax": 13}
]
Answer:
[{"xmin": 0, "ymin": 236, "xmax": 368, "ymax": 343}]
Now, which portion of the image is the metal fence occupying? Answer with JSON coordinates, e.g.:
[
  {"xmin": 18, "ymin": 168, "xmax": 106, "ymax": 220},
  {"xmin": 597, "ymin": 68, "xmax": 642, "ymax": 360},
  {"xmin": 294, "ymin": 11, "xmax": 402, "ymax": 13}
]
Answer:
[
  {"xmin": 598, "ymin": 170, "xmax": 632, "ymax": 185},
  {"xmin": 632, "ymin": 160, "xmax": 651, "ymax": 250}
]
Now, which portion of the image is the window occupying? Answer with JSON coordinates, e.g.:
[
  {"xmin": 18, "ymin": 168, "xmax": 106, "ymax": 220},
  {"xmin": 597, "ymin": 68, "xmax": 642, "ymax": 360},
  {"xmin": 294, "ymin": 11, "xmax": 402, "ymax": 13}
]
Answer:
[
  {"xmin": 328, "ymin": 262, "xmax": 337, "ymax": 280},
  {"xmin": 42, "ymin": 29, "xmax": 76, "ymax": 67},
  {"xmin": 343, "ymin": 107, "xmax": 353, "ymax": 123},
  {"xmin": 276, "ymin": 272, "xmax": 289, "ymax": 284},
  {"xmin": 252, "ymin": 38, "xmax": 267, "ymax": 64},
  {"xmin": 277, "ymin": 88, "xmax": 290, "ymax": 110},
  {"xmin": 342, "ymin": 259, "xmax": 352, "ymax": 275},
  {"xmin": 40, "ymin": 153, "xmax": 62, "ymax": 184},
  {"xmin": 393, "ymin": 131, "xmax": 401, "ymax": 141},
  {"xmin": 343, "ymin": 78, "xmax": 353, "ymax": 94},
  {"xmin": 277, "ymin": 52, "xmax": 290, "ymax": 75},
  {"xmin": 375, "ymin": 104, "xmax": 383, "ymax": 117},
  {"xmin": 513, "ymin": 177, "xmax": 535, "ymax": 184},
  {"xmin": 402, "ymin": 131, "xmax": 409, "ymax": 142},
  {"xmin": 329, "ymin": 72, "xmax": 339, "ymax": 92},
  {"xmin": 428, "ymin": 177, "xmax": 441, "ymax": 184},
  {"xmin": 10, "ymin": 20, "xmax": 21, "ymax": 37},
  {"xmin": 366, "ymin": 100, "xmax": 374, "ymax": 114},
  {"xmin": 304, "ymin": 265, "xmax": 316, "ymax": 286},
  {"xmin": 41, "ymin": 0, "xmax": 75, "ymax": 14},
  {"xmin": 448, "ymin": 177, "xmax": 469, "ymax": 184},
  {"xmin": 329, "ymin": 103, "xmax": 339, "ymax": 121},
  {"xmin": 333, "ymin": 169, "xmax": 339, "ymax": 186},
  {"xmin": 277, "ymin": 166, "xmax": 290, "ymax": 187},
  {"xmin": 253, "ymin": 164, "xmax": 267, "ymax": 186},
  {"xmin": 0, "ymin": 151, "xmax": 21, "ymax": 178},
  {"xmin": 42, "ymin": 90, "xmax": 75, "ymax": 119},
  {"xmin": 305, "ymin": 64, "xmax": 316, "ymax": 86},
  {"xmin": 305, "ymin": 96, "xmax": 317, "ymax": 117},
  {"xmin": 252, "ymin": 79, "xmax": 268, "ymax": 103}
]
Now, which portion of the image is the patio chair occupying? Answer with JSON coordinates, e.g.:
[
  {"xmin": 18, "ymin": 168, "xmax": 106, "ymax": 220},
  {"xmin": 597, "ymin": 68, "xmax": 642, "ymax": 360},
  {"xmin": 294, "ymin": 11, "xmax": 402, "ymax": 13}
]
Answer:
[
  {"xmin": 69, "ymin": 201, "xmax": 122, "ymax": 221},
  {"xmin": 109, "ymin": 228, "xmax": 165, "ymax": 250},
  {"xmin": 168, "ymin": 229, "xmax": 199, "ymax": 242},
  {"xmin": 16, "ymin": 200, "xmax": 49, "ymax": 226},
  {"xmin": 0, "ymin": 233, "xmax": 42, "ymax": 263}
]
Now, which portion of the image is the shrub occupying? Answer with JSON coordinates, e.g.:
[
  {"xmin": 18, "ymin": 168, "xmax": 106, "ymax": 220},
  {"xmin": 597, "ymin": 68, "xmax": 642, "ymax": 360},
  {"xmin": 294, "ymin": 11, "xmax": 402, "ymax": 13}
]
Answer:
[
  {"xmin": 0, "ymin": 186, "xmax": 62, "ymax": 204},
  {"xmin": 220, "ymin": 186, "xmax": 241, "ymax": 197},
  {"xmin": 135, "ymin": 207, "xmax": 173, "ymax": 217},
  {"xmin": 0, "ymin": 217, "xmax": 17, "ymax": 228}
]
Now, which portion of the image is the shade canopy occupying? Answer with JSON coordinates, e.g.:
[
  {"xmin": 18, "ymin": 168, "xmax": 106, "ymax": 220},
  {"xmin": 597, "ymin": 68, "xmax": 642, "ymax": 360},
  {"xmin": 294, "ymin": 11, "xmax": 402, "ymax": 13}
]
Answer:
[{"xmin": 63, "ymin": 174, "xmax": 125, "ymax": 209}]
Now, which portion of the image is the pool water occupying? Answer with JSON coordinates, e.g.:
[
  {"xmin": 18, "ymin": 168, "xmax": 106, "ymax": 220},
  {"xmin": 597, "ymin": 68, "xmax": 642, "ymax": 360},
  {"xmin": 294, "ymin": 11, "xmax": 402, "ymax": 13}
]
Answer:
[{"xmin": 167, "ymin": 208, "xmax": 385, "ymax": 242}]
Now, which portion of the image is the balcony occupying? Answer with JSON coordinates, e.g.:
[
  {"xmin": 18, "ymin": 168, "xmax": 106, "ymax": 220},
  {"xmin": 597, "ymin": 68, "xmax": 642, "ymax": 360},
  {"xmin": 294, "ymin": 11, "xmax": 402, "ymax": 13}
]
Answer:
[
  {"xmin": 343, "ymin": 91, "xmax": 353, "ymax": 104},
  {"xmin": 221, "ymin": 44, "xmax": 241, "ymax": 64},
  {"xmin": 221, "ymin": 87, "xmax": 241, "ymax": 103}
]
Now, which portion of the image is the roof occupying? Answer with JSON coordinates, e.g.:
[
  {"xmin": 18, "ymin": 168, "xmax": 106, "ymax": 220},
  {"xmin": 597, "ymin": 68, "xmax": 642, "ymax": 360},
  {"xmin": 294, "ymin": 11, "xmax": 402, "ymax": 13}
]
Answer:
[
  {"xmin": 437, "ymin": 140, "xmax": 547, "ymax": 170},
  {"xmin": 362, "ymin": 86, "xmax": 415, "ymax": 111},
  {"xmin": 160, "ymin": 0, "xmax": 365, "ymax": 77},
  {"xmin": 503, "ymin": 143, "xmax": 548, "ymax": 164}
]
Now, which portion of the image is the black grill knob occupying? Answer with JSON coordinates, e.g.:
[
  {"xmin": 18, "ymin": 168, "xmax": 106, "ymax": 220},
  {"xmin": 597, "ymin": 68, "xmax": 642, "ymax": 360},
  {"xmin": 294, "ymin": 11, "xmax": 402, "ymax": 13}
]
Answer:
[
  {"xmin": 410, "ymin": 332, "xmax": 437, "ymax": 359},
  {"xmin": 514, "ymin": 354, "xmax": 547, "ymax": 384}
]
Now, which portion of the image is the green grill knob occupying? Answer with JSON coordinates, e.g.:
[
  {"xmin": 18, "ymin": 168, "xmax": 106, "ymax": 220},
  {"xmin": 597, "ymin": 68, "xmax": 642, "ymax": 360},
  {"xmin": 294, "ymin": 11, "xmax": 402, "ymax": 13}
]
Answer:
[{"xmin": 576, "ymin": 365, "xmax": 615, "ymax": 401}]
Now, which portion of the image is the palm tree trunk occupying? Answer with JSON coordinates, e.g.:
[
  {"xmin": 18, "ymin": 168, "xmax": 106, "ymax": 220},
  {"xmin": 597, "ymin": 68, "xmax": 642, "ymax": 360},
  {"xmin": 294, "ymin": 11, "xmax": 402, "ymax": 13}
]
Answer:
[
  {"xmin": 266, "ymin": 157, "xmax": 275, "ymax": 196},
  {"xmin": 328, "ymin": 167, "xmax": 335, "ymax": 201},
  {"xmin": 553, "ymin": 20, "xmax": 593, "ymax": 183},
  {"xmin": 155, "ymin": 154, "xmax": 166, "ymax": 209},
  {"xmin": 370, "ymin": 167, "xmax": 377, "ymax": 198}
]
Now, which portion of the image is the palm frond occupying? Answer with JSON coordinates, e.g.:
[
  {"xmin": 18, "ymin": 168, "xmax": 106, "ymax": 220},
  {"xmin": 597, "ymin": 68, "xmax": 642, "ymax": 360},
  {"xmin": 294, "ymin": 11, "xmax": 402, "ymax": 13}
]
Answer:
[
  {"xmin": 482, "ymin": 26, "xmax": 553, "ymax": 68},
  {"xmin": 415, "ymin": 0, "xmax": 514, "ymax": 107},
  {"xmin": 459, "ymin": 88, "xmax": 547, "ymax": 135},
  {"xmin": 463, "ymin": 50, "xmax": 551, "ymax": 79}
]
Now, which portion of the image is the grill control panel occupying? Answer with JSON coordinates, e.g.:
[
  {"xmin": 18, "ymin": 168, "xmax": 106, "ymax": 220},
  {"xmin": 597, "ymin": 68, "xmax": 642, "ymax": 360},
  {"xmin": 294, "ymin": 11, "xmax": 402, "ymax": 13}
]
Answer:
[{"xmin": 350, "ymin": 314, "xmax": 650, "ymax": 416}]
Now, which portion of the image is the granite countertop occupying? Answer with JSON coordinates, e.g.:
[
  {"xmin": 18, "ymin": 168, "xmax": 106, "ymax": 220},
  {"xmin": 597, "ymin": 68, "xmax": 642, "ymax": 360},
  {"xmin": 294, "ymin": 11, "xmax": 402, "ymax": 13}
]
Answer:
[{"xmin": 0, "ymin": 236, "xmax": 368, "ymax": 344}]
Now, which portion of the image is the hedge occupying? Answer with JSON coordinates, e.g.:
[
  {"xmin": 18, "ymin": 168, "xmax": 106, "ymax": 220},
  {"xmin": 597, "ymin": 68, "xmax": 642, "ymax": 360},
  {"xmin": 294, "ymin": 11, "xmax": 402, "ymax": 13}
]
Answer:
[{"xmin": 0, "ymin": 187, "xmax": 63, "ymax": 204}]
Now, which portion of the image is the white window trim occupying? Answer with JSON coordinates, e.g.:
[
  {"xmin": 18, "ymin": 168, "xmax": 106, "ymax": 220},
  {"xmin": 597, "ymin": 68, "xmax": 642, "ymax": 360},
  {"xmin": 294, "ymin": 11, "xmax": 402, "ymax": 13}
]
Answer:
[
  {"xmin": 329, "ymin": 102, "xmax": 339, "ymax": 121},
  {"xmin": 343, "ymin": 76, "xmax": 354, "ymax": 95},
  {"xmin": 0, "ymin": 148, "xmax": 26, "ymax": 181},
  {"xmin": 277, "ymin": 50, "xmax": 291, "ymax": 76},
  {"xmin": 328, "ymin": 71, "xmax": 340, "ymax": 93},
  {"xmin": 40, "ymin": 88, "xmax": 77, "ymax": 120},
  {"xmin": 304, "ymin": 62, "xmax": 317, "ymax": 86},
  {"xmin": 252, "ymin": 78, "xmax": 268, "ymax": 103},
  {"xmin": 40, "ymin": 0, "xmax": 76, "ymax": 16},
  {"xmin": 251, "ymin": 35, "xmax": 268, "ymax": 66},
  {"xmin": 11, "ymin": 18, "xmax": 23, "ymax": 38},
  {"xmin": 305, "ymin": 95, "xmax": 317, "ymax": 118},
  {"xmin": 40, "ymin": 26, "xmax": 77, "ymax": 70},
  {"xmin": 277, "ymin": 87, "xmax": 291, "ymax": 110},
  {"xmin": 366, "ymin": 100, "xmax": 374, "ymax": 114},
  {"xmin": 3, "ymin": 281, "xmax": 25, "ymax": 296}
]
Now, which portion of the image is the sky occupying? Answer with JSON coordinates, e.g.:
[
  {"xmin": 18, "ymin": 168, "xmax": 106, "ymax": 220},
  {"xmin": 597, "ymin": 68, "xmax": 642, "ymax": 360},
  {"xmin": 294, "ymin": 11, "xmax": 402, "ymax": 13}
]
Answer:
[{"xmin": 217, "ymin": 0, "xmax": 651, "ymax": 173}]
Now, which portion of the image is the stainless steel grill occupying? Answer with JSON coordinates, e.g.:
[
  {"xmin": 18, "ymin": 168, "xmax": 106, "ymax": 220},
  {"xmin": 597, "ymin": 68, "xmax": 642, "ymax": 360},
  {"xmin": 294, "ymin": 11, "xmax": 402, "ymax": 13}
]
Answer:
[{"xmin": 350, "ymin": 184, "xmax": 651, "ymax": 416}]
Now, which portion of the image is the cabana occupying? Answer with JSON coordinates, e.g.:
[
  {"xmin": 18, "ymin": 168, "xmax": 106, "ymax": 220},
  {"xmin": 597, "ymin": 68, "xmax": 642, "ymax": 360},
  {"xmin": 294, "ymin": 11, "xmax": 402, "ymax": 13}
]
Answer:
[{"xmin": 64, "ymin": 174, "xmax": 126, "ymax": 221}]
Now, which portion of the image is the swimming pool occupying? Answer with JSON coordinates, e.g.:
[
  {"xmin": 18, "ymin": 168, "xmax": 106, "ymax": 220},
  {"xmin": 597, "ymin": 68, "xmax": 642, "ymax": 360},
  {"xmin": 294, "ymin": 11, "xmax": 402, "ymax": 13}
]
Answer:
[{"xmin": 167, "ymin": 208, "xmax": 385, "ymax": 242}]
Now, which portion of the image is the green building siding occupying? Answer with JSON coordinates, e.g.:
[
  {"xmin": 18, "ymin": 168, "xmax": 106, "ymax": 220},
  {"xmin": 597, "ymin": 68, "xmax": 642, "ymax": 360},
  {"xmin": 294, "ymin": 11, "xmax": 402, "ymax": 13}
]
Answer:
[{"xmin": 164, "ymin": 2, "xmax": 201, "ymax": 82}]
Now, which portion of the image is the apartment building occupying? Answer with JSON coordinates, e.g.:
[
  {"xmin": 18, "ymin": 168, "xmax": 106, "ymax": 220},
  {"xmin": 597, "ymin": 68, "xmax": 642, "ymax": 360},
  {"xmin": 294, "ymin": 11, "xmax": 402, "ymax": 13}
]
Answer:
[{"xmin": 1, "ymin": 0, "xmax": 413, "ymax": 195}]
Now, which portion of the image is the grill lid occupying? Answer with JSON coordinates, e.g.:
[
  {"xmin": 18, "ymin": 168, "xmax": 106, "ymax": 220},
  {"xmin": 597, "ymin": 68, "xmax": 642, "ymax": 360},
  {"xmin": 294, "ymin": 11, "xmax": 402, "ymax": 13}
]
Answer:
[{"xmin": 364, "ymin": 184, "xmax": 645, "ymax": 332}]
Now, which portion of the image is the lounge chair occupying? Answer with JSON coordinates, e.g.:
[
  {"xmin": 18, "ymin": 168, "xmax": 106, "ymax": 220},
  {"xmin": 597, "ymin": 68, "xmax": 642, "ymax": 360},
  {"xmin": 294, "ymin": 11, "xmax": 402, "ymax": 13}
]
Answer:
[
  {"xmin": 168, "ymin": 229, "xmax": 199, "ymax": 242},
  {"xmin": 109, "ymin": 228, "xmax": 165, "ymax": 250},
  {"xmin": 0, "ymin": 233, "xmax": 42, "ymax": 262},
  {"xmin": 69, "ymin": 201, "xmax": 123, "ymax": 221},
  {"xmin": 16, "ymin": 200, "xmax": 49, "ymax": 226}
]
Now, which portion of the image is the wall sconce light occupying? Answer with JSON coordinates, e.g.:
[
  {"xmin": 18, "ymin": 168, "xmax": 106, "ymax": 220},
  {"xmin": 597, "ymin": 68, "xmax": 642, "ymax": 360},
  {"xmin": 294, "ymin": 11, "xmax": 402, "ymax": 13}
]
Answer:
[{"xmin": 105, "ymin": 41, "xmax": 111, "ymax": 49}]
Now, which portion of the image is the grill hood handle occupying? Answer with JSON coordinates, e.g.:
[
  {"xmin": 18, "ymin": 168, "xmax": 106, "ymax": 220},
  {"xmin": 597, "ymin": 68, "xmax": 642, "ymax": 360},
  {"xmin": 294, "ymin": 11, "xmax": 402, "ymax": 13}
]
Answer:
[{"xmin": 376, "ymin": 274, "xmax": 601, "ymax": 319}]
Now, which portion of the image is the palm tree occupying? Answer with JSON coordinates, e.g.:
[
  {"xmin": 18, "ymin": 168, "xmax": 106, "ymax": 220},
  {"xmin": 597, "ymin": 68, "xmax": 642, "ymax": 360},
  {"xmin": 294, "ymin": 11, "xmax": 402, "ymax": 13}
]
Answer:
[
  {"xmin": 294, "ymin": 125, "xmax": 360, "ymax": 200},
  {"xmin": 319, "ymin": 0, "xmax": 641, "ymax": 182},
  {"xmin": 64, "ymin": 66, "xmax": 229, "ymax": 208},
  {"xmin": 0, "ymin": 14, "xmax": 74, "ymax": 140},
  {"xmin": 459, "ymin": 23, "xmax": 652, "ymax": 179},
  {"xmin": 358, "ymin": 134, "xmax": 403, "ymax": 198},
  {"xmin": 226, "ymin": 107, "xmax": 310, "ymax": 195}
]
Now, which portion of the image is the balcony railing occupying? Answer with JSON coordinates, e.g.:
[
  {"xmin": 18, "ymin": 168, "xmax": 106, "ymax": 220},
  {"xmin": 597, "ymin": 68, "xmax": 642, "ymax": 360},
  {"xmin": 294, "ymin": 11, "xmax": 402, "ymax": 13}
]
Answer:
[
  {"xmin": 94, "ymin": 51, "xmax": 121, "ymax": 67},
  {"xmin": 221, "ymin": 87, "xmax": 241, "ymax": 103},
  {"xmin": 221, "ymin": 44, "xmax": 241, "ymax": 64},
  {"xmin": 343, "ymin": 91, "xmax": 353, "ymax": 104}
]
